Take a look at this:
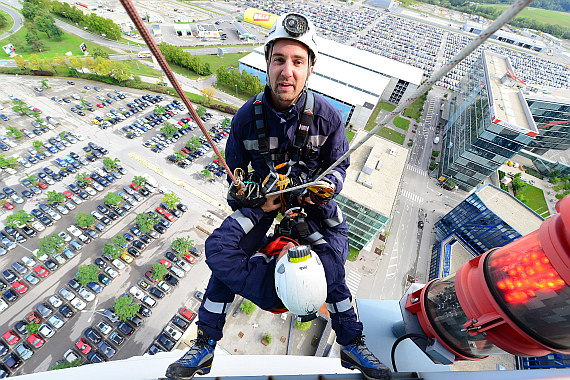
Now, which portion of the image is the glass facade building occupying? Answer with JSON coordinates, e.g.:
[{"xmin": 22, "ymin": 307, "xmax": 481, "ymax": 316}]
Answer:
[
  {"xmin": 440, "ymin": 52, "xmax": 536, "ymax": 191},
  {"xmin": 336, "ymin": 195, "xmax": 390, "ymax": 250},
  {"xmin": 429, "ymin": 184, "xmax": 543, "ymax": 281},
  {"xmin": 525, "ymin": 96, "xmax": 570, "ymax": 155}
]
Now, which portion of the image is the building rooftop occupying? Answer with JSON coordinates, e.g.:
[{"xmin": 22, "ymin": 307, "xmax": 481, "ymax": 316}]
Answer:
[
  {"xmin": 197, "ymin": 24, "xmax": 218, "ymax": 32},
  {"xmin": 523, "ymin": 85, "xmax": 570, "ymax": 104},
  {"xmin": 341, "ymin": 130, "xmax": 408, "ymax": 218},
  {"xmin": 475, "ymin": 184, "xmax": 543, "ymax": 236},
  {"xmin": 482, "ymin": 51, "xmax": 538, "ymax": 137}
]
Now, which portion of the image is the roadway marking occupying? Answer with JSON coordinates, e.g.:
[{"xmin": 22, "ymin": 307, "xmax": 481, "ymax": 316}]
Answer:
[
  {"xmin": 346, "ymin": 270, "xmax": 362, "ymax": 296},
  {"xmin": 401, "ymin": 189, "xmax": 424, "ymax": 204},
  {"xmin": 406, "ymin": 164, "xmax": 427, "ymax": 177}
]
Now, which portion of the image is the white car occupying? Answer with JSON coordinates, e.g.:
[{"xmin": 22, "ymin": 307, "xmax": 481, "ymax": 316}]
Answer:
[
  {"xmin": 10, "ymin": 193, "xmax": 24, "ymax": 204},
  {"xmin": 64, "ymin": 201, "xmax": 76, "ymax": 210},
  {"xmin": 142, "ymin": 295, "xmax": 157, "ymax": 308},
  {"xmin": 70, "ymin": 298, "xmax": 86, "ymax": 310},
  {"xmin": 67, "ymin": 225, "xmax": 82, "ymax": 237},
  {"xmin": 38, "ymin": 323, "xmax": 55, "ymax": 338},
  {"xmin": 70, "ymin": 195, "xmax": 82, "ymax": 204},
  {"xmin": 71, "ymin": 93, "xmax": 80, "ymax": 100},
  {"xmin": 112, "ymin": 259, "xmax": 125, "ymax": 270},
  {"xmin": 58, "ymin": 231, "xmax": 72, "ymax": 242},
  {"xmin": 91, "ymin": 210, "xmax": 104, "ymax": 220},
  {"xmin": 91, "ymin": 182, "xmax": 104, "ymax": 192},
  {"xmin": 64, "ymin": 349, "xmax": 80, "ymax": 363},
  {"xmin": 129, "ymin": 286, "xmax": 144, "ymax": 300},
  {"xmin": 59, "ymin": 287, "xmax": 75, "ymax": 301},
  {"xmin": 96, "ymin": 320, "xmax": 112, "ymax": 335},
  {"xmin": 32, "ymin": 221, "xmax": 46, "ymax": 232},
  {"xmin": 104, "ymin": 266, "xmax": 118, "ymax": 278},
  {"xmin": 0, "ymin": 299, "xmax": 8, "ymax": 312},
  {"xmin": 34, "ymin": 249, "xmax": 48, "ymax": 262},
  {"xmin": 177, "ymin": 260, "xmax": 191, "ymax": 272},
  {"xmin": 48, "ymin": 314, "xmax": 65, "ymax": 329},
  {"xmin": 56, "ymin": 204, "xmax": 69, "ymax": 215},
  {"xmin": 84, "ymin": 187, "xmax": 96, "ymax": 196},
  {"xmin": 48, "ymin": 295, "xmax": 63, "ymax": 308},
  {"xmin": 157, "ymin": 281, "xmax": 171, "ymax": 294},
  {"xmin": 78, "ymin": 287, "xmax": 95, "ymax": 302},
  {"xmin": 163, "ymin": 325, "xmax": 182, "ymax": 340},
  {"xmin": 170, "ymin": 266, "xmax": 185, "ymax": 278},
  {"xmin": 45, "ymin": 208, "xmax": 61, "ymax": 221},
  {"xmin": 21, "ymin": 256, "xmax": 36, "ymax": 268}
]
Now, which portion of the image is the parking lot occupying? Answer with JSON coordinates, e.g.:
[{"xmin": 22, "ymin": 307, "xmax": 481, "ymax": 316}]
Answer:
[{"xmin": 0, "ymin": 74, "xmax": 232, "ymax": 375}]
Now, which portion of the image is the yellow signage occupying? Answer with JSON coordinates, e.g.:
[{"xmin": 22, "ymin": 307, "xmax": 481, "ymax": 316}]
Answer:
[
  {"xmin": 244, "ymin": 8, "xmax": 278, "ymax": 28},
  {"xmin": 438, "ymin": 176, "xmax": 446, "ymax": 182}
]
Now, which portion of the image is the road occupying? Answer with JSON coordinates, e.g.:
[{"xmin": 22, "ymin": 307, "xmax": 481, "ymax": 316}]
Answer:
[{"xmin": 0, "ymin": 2, "xmax": 23, "ymax": 41}]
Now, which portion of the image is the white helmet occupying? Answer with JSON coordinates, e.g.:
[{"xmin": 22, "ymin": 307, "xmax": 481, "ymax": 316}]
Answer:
[
  {"xmin": 264, "ymin": 13, "xmax": 318, "ymax": 65},
  {"xmin": 274, "ymin": 245, "xmax": 327, "ymax": 322}
]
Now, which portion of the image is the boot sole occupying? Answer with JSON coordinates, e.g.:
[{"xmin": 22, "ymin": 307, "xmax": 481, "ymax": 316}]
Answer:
[
  {"xmin": 341, "ymin": 359, "xmax": 391, "ymax": 380},
  {"xmin": 164, "ymin": 365, "xmax": 212, "ymax": 380}
]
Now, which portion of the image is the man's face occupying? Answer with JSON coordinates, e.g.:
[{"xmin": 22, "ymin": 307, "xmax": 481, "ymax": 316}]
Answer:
[{"xmin": 267, "ymin": 39, "xmax": 313, "ymax": 111}]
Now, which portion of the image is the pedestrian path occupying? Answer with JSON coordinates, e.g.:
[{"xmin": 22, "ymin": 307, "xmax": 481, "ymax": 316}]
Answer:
[
  {"xmin": 406, "ymin": 164, "xmax": 427, "ymax": 177},
  {"xmin": 345, "ymin": 270, "xmax": 362, "ymax": 296},
  {"xmin": 401, "ymin": 189, "xmax": 424, "ymax": 204}
]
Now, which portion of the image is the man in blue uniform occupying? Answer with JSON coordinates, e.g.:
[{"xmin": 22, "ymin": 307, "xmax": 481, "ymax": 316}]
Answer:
[{"xmin": 165, "ymin": 12, "xmax": 391, "ymax": 380}]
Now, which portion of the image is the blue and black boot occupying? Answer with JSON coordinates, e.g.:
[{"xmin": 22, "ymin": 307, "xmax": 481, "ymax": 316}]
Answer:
[
  {"xmin": 165, "ymin": 329, "xmax": 216, "ymax": 380},
  {"xmin": 340, "ymin": 335, "xmax": 392, "ymax": 380}
]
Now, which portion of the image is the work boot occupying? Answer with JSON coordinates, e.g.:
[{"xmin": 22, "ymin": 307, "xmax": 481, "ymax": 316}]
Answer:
[
  {"xmin": 165, "ymin": 329, "xmax": 216, "ymax": 380},
  {"xmin": 340, "ymin": 335, "xmax": 392, "ymax": 380}
]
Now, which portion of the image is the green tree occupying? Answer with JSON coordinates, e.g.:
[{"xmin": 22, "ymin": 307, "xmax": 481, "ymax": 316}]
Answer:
[
  {"xmin": 512, "ymin": 173, "xmax": 525, "ymax": 193},
  {"xmin": 186, "ymin": 136, "xmax": 201, "ymax": 150},
  {"xmin": 151, "ymin": 263, "xmax": 168, "ymax": 281},
  {"xmin": 39, "ymin": 79, "xmax": 49, "ymax": 89},
  {"xmin": 6, "ymin": 210, "xmax": 34, "ymax": 228},
  {"xmin": 92, "ymin": 47, "xmax": 110, "ymax": 59},
  {"xmin": 6, "ymin": 126, "xmax": 24, "ymax": 140},
  {"xmin": 174, "ymin": 151, "xmax": 186, "ymax": 162},
  {"xmin": 104, "ymin": 192, "xmax": 123, "ymax": 206},
  {"xmin": 38, "ymin": 233, "xmax": 66, "ymax": 257},
  {"xmin": 25, "ymin": 323, "xmax": 39, "ymax": 335},
  {"xmin": 76, "ymin": 172, "xmax": 92, "ymax": 186},
  {"xmin": 77, "ymin": 264, "xmax": 99, "ymax": 286},
  {"xmin": 111, "ymin": 234, "xmax": 128, "ymax": 249},
  {"xmin": 25, "ymin": 30, "xmax": 44, "ymax": 52},
  {"xmin": 24, "ymin": 173, "xmax": 39, "ymax": 187},
  {"xmin": 171, "ymin": 236, "xmax": 194, "ymax": 257},
  {"xmin": 50, "ymin": 359, "xmax": 82, "ymax": 370},
  {"xmin": 196, "ymin": 106, "xmax": 206, "ymax": 118},
  {"xmin": 47, "ymin": 191, "xmax": 66, "ymax": 204},
  {"xmin": 201, "ymin": 169, "xmax": 212, "ymax": 179},
  {"xmin": 162, "ymin": 192, "xmax": 180, "ymax": 210},
  {"xmin": 240, "ymin": 299, "xmax": 256, "ymax": 315},
  {"xmin": 133, "ymin": 176, "xmax": 147, "ymax": 187},
  {"xmin": 103, "ymin": 157, "xmax": 120, "ymax": 170},
  {"xmin": 114, "ymin": 295, "xmax": 141, "ymax": 321},
  {"xmin": 32, "ymin": 140, "xmax": 44, "ymax": 151},
  {"xmin": 263, "ymin": 333, "xmax": 272, "ymax": 345},
  {"xmin": 432, "ymin": 151, "xmax": 440, "ymax": 158},
  {"xmin": 0, "ymin": 155, "xmax": 18, "ymax": 169},
  {"xmin": 294, "ymin": 320, "xmax": 312, "ymax": 331},
  {"xmin": 135, "ymin": 212, "xmax": 159, "ymax": 233},
  {"xmin": 103, "ymin": 242, "xmax": 123, "ymax": 260},
  {"xmin": 12, "ymin": 99, "xmax": 28, "ymax": 115},
  {"xmin": 154, "ymin": 104, "xmax": 166, "ymax": 115},
  {"xmin": 75, "ymin": 212, "xmax": 95, "ymax": 229},
  {"xmin": 160, "ymin": 122, "xmax": 178, "ymax": 138},
  {"xmin": 34, "ymin": 14, "xmax": 57, "ymax": 38}
]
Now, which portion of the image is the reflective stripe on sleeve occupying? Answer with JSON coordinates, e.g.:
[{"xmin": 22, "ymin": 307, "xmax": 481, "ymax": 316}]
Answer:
[
  {"xmin": 203, "ymin": 298, "xmax": 232, "ymax": 314},
  {"xmin": 229, "ymin": 210, "xmax": 254, "ymax": 234},
  {"xmin": 326, "ymin": 298, "xmax": 352, "ymax": 314},
  {"xmin": 323, "ymin": 205, "xmax": 343, "ymax": 228}
]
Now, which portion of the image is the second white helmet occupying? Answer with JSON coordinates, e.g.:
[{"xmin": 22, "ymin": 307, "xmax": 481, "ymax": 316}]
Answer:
[{"xmin": 264, "ymin": 13, "xmax": 318, "ymax": 65}]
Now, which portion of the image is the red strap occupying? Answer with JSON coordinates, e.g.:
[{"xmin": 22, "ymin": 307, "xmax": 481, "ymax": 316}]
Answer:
[{"xmin": 259, "ymin": 236, "xmax": 299, "ymax": 256}]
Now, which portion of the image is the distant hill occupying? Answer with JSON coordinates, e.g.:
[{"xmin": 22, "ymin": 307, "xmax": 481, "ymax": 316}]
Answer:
[{"xmin": 474, "ymin": 0, "xmax": 569, "ymax": 13}]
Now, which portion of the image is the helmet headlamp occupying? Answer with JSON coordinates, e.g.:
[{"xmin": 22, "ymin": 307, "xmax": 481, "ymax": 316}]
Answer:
[{"xmin": 282, "ymin": 14, "xmax": 309, "ymax": 37}]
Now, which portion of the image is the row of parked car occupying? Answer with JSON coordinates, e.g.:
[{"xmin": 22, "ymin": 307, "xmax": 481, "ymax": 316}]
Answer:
[
  {"xmin": 166, "ymin": 124, "xmax": 230, "ymax": 169},
  {"xmin": 147, "ymin": 307, "xmax": 196, "ymax": 355},
  {"xmin": 123, "ymin": 98, "xmax": 186, "ymax": 139},
  {"xmin": 94, "ymin": 93, "xmax": 169, "ymax": 130}
]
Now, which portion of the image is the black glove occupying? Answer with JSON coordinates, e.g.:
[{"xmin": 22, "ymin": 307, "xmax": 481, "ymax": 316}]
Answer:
[{"xmin": 228, "ymin": 170, "xmax": 266, "ymax": 209}]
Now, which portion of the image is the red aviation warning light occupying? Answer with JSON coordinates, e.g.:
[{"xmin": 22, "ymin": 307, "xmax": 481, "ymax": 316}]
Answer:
[{"xmin": 402, "ymin": 196, "xmax": 570, "ymax": 363}]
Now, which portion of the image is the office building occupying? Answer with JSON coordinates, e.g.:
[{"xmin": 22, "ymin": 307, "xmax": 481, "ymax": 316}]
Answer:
[
  {"xmin": 439, "ymin": 51, "xmax": 538, "ymax": 191},
  {"xmin": 429, "ymin": 184, "xmax": 543, "ymax": 281}
]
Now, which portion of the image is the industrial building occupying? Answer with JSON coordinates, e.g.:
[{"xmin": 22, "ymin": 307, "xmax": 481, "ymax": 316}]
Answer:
[
  {"xmin": 238, "ymin": 37, "xmax": 423, "ymax": 128},
  {"xmin": 463, "ymin": 22, "xmax": 547, "ymax": 52},
  {"xmin": 336, "ymin": 130, "xmax": 407, "ymax": 250},
  {"xmin": 174, "ymin": 24, "xmax": 192, "ymax": 37},
  {"xmin": 439, "ymin": 51, "xmax": 538, "ymax": 191},
  {"xmin": 233, "ymin": 21, "xmax": 255, "ymax": 40},
  {"xmin": 195, "ymin": 24, "xmax": 219, "ymax": 39}
]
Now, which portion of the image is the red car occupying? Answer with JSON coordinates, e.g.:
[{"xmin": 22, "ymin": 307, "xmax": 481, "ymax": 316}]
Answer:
[
  {"xmin": 75, "ymin": 338, "xmax": 91, "ymax": 354},
  {"xmin": 178, "ymin": 121, "xmax": 185, "ymax": 126},
  {"xmin": 3, "ymin": 330, "xmax": 19, "ymax": 345},
  {"xmin": 3, "ymin": 202, "xmax": 14, "ymax": 210},
  {"xmin": 163, "ymin": 212, "xmax": 176, "ymax": 222},
  {"xmin": 96, "ymin": 103, "xmax": 104, "ymax": 108},
  {"xmin": 12, "ymin": 281, "xmax": 28, "ymax": 294},
  {"xmin": 32, "ymin": 107, "xmax": 42, "ymax": 114},
  {"xmin": 27, "ymin": 333, "xmax": 45, "ymax": 349},
  {"xmin": 155, "ymin": 206, "xmax": 166, "ymax": 215},
  {"xmin": 159, "ymin": 259, "xmax": 171, "ymax": 269},
  {"xmin": 130, "ymin": 183, "xmax": 141, "ymax": 191},
  {"xmin": 25, "ymin": 312, "xmax": 41, "ymax": 324},
  {"xmin": 63, "ymin": 191, "xmax": 73, "ymax": 199},
  {"xmin": 145, "ymin": 270, "xmax": 157, "ymax": 283},
  {"xmin": 183, "ymin": 254, "xmax": 196, "ymax": 264},
  {"xmin": 181, "ymin": 148, "xmax": 191, "ymax": 155},
  {"xmin": 38, "ymin": 182, "xmax": 48, "ymax": 189},
  {"xmin": 34, "ymin": 265, "xmax": 49, "ymax": 278},
  {"xmin": 179, "ymin": 308, "xmax": 195, "ymax": 322}
]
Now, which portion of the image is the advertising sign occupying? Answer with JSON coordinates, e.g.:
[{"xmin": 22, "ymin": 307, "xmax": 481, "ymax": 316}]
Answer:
[
  {"xmin": 2, "ymin": 44, "xmax": 15, "ymax": 56},
  {"xmin": 243, "ymin": 7, "xmax": 277, "ymax": 28}
]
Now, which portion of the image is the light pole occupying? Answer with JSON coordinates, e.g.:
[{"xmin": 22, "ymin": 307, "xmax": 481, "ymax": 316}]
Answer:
[
  {"xmin": 14, "ymin": 241, "xmax": 35, "ymax": 255},
  {"xmin": 234, "ymin": 84, "xmax": 237, "ymax": 98}
]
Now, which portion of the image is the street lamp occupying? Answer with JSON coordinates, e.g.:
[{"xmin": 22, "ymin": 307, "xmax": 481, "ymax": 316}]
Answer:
[{"xmin": 235, "ymin": 84, "xmax": 238, "ymax": 98}]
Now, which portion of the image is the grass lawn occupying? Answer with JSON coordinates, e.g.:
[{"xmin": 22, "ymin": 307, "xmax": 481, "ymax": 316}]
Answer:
[
  {"xmin": 0, "ymin": 26, "xmax": 114, "ymax": 59},
  {"xmin": 378, "ymin": 101, "xmax": 396, "ymax": 112},
  {"xmin": 403, "ymin": 93, "xmax": 426, "ymax": 120},
  {"xmin": 480, "ymin": 5, "xmax": 570, "ymax": 28},
  {"xmin": 365, "ymin": 102, "xmax": 382, "ymax": 130},
  {"xmin": 516, "ymin": 184, "xmax": 550, "ymax": 217},
  {"xmin": 346, "ymin": 129, "xmax": 355, "ymax": 143},
  {"xmin": 123, "ymin": 60, "xmax": 162, "ymax": 78},
  {"xmin": 348, "ymin": 246, "xmax": 359, "ymax": 262},
  {"xmin": 394, "ymin": 116, "xmax": 410, "ymax": 131},
  {"xmin": 168, "ymin": 52, "xmax": 247, "ymax": 80},
  {"xmin": 377, "ymin": 127, "xmax": 406, "ymax": 145},
  {"xmin": 0, "ymin": 10, "xmax": 13, "ymax": 35}
]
